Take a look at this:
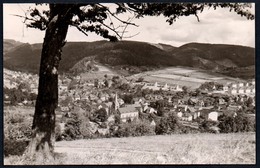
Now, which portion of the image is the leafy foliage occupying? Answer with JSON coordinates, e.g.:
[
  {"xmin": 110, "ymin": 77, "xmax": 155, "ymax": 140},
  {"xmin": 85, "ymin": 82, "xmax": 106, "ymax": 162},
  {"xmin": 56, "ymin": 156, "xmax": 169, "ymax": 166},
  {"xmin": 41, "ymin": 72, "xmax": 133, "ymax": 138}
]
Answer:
[
  {"xmin": 114, "ymin": 119, "xmax": 155, "ymax": 137},
  {"xmin": 62, "ymin": 109, "xmax": 91, "ymax": 140},
  {"xmin": 218, "ymin": 113, "xmax": 254, "ymax": 133},
  {"xmin": 155, "ymin": 112, "xmax": 180, "ymax": 135},
  {"xmin": 94, "ymin": 108, "xmax": 108, "ymax": 122}
]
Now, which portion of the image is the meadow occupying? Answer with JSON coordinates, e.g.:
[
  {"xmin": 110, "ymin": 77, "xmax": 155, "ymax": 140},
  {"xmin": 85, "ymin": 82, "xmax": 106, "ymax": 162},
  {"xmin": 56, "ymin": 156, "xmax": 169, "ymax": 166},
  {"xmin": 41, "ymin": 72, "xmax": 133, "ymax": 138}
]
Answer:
[
  {"xmin": 130, "ymin": 66, "xmax": 244, "ymax": 89},
  {"xmin": 5, "ymin": 133, "xmax": 255, "ymax": 165}
]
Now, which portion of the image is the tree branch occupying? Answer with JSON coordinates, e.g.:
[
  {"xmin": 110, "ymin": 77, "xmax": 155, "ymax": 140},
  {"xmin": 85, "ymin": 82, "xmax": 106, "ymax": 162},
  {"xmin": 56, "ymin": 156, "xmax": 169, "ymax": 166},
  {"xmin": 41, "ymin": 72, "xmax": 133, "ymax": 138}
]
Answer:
[
  {"xmin": 71, "ymin": 24, "xmax": 88, "ymax": 36},
  {"xmin": 99, "ymin": 22, "xmax": 123, "ymax": 39},
  {"xmin": 97, "ymin": 3, "xmax": 139, "ymax": 27},
  {"xmin": 195, "ymin": 13, "xmax": 200, "ymax": 22}
]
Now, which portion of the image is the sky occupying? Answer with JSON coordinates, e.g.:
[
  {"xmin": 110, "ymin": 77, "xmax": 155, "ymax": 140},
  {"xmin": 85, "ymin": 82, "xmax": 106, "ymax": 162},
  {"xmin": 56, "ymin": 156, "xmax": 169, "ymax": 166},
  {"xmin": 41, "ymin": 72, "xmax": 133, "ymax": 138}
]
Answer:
[{"xmin": 3, "ymin": 3, "xmax": 255, "ymax": 48}]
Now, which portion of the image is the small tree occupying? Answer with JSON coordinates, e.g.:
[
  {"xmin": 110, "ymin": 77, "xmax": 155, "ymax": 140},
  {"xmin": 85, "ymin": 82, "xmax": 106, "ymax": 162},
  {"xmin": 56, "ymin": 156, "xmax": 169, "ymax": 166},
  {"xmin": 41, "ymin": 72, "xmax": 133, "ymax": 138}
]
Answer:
[
  {"xmin": 157, "ymin": 107, "xmax": 166, "ymax": 117},
  {"xmin": 96, "ymin": 108, "xmax": 108, "ymax": 122},
  {"xmin": 167, "ymin": 112, "xmax": 180, "ymax": 133},
  {"xmin": 155, "ymin": 118, "xmax": 168, "ymax": 135}
]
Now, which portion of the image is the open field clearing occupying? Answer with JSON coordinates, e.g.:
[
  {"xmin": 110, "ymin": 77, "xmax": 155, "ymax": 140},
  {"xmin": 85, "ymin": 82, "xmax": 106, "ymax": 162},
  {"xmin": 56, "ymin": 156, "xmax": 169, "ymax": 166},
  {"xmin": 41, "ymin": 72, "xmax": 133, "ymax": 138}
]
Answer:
[
  {"xmin": 130, "ymin": 66, "xmax": 244, "ymax": 89},
  {"xmin": 5, "ymin": 133, "xmax": 255, "ymax": 165},
  {"xmin": 151, "ymin": 74, "xmax": 209, "ymax": 83}
]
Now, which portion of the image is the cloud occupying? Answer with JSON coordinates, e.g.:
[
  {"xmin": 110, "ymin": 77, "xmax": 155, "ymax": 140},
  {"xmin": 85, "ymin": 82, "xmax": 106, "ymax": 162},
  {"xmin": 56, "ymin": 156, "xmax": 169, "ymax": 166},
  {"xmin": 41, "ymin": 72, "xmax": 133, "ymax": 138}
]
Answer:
[{"xmin": 3, "ymin": 3, "xmax": 255, "ymax": 48}]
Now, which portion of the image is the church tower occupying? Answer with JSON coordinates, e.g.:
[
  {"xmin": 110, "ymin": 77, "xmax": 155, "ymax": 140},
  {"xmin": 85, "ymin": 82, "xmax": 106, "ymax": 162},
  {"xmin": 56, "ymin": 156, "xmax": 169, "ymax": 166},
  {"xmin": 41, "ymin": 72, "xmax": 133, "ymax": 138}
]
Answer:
[{"xmin": 114, "ymin": 92, "xmax": 119, "ymax": 110}]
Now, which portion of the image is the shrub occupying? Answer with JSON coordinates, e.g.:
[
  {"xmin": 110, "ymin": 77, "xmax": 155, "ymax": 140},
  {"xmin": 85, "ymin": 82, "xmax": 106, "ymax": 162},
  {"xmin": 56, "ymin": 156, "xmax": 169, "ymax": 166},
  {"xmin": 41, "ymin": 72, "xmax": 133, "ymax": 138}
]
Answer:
[
  {"xmin": 4, "ymin": 112, "xmax": 32, "ymax": 156},
  {"xmin": 167, "ymin": 112, "xmax": 180, "ymax": 133},
  {"xmin": 62, "ymin": 110, "xmax": 91, "ymax": 140},
  {"xmin": 155, "ymin": 118, "xmax": 168, "ymax": 135},
  {"xmin": 114, "ymin": 119, "xmax": 155, "ymax": 137},
  {"xmin": 155, "ymin": 112, "xmax": 180, "ymax": 135},
  {"xmin": 218, "ymin": 113, "xmax": 255, "ymax": 133},
  {"xmin": 179, "ymin": 125, "xmax": 200, "ymax": 134},
  {"xmin": 5, "ymin": 120, "xmax": 32, "ymax": 141},
  {"xmin": 4, "ymin": 138, "xmax": 30, "ymax": 156},
  {"xmin": 95, "ymin": 108, "xmax": 108, "ymax": 122},
  {"xmin": 199, "ymin": 120, "xmax": 219, "ymax": 133}
]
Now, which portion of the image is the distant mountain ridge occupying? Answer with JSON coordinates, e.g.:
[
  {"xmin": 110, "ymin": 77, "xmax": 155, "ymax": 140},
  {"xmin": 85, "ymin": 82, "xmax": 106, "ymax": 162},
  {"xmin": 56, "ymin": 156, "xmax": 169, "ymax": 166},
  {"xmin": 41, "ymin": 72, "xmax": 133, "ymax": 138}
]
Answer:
[
  {"xmin": 3, "ymin": 39, "xmax": 23, "ymax": 54},
  {"xmin": 3, "ymin": 39, "xmax": 255, "ymax": 79}
]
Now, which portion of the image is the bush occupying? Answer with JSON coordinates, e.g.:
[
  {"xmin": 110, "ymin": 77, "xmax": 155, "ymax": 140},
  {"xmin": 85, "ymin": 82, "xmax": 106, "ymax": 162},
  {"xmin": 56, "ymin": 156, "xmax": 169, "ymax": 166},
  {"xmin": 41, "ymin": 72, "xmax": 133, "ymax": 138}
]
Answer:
[
  {"xmin": 4, "ymin": 139, "xmax": 30, "ymax": 156},
  {"xmin": 179, "ymin": 125, "xmax": 200, "ymax": 134},
  {"xmin": 167, "ymin": 112, "xmax": 180, "ymax": 133},
  {"xmin": 62, "ymin": 110, "xmax": 92, "ymax": 140},
  {"xmin": 5, "ymin": 120, "xmax": 32, "ymax": 141},
  {"xmin": 218, "ymin": 113, "xmax": 255, "ymax": 133},
  {"xmin": 155, "ymin": 118, "xmax": 168, "ymax": 135},
  {"xmin": 199, "ymin": 120, "xmax": 219, "ymax": 133},
  {"xmin": 114, "ymin": 119, "xmax": 155, "ymax": 137},
  {"xmin": 155, "ymin": 112, "xmax": 180, "ymax": 135},
  {"xmin": 95, "ymin": 108, "xmax": 108, "ymax": 122}
]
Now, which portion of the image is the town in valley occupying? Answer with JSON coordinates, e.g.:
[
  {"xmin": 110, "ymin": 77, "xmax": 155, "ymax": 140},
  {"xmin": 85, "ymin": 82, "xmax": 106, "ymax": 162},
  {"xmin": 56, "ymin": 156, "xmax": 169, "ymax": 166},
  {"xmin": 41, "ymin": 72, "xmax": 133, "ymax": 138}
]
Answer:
[{"xmin": 4, "ymin": 63, "xmax": 255, "ymax": 138}]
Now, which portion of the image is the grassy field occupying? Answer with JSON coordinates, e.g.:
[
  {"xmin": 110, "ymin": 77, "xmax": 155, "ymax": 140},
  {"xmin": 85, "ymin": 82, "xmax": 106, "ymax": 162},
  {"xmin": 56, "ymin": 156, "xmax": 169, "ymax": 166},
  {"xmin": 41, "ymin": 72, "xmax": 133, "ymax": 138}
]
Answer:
[
  {"xmin": 5, "ymin": 133, "xmax": 255, "ymax": 165},
  {"xmin": 129, "ymin": 66, "xmax": 245, "ymax": 89}
]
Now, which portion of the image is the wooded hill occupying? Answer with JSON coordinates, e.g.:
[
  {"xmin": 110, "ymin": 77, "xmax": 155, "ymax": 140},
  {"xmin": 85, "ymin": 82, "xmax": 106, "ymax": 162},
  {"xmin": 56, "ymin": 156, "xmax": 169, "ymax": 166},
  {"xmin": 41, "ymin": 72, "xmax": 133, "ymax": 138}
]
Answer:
[{"xmin": 3, "ymin": 39, "xmax": 255, "ymax": 79}]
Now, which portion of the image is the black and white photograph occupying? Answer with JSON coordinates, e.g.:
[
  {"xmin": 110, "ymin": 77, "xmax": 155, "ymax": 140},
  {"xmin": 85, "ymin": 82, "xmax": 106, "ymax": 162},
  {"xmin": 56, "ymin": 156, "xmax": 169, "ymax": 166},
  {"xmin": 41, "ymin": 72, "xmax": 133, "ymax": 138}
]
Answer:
[{"xmin": 3, "ymin": 3, "xmax": 256, "ymax": 165}]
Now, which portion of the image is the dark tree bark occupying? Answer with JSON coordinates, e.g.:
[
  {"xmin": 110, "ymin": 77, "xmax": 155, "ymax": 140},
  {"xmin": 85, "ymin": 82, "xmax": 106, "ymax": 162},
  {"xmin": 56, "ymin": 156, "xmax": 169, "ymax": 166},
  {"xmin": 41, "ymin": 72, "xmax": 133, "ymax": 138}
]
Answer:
[{"xmin": 25, "ymin": 4, "xmax": 75, "ymax": 162}]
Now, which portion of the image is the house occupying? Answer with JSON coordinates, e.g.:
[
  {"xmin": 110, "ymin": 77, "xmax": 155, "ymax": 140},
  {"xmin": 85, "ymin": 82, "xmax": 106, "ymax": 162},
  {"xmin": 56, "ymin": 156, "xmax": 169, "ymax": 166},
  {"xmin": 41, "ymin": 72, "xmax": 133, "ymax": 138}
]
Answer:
[
  {"xmin": 22, "ymin": 99, "xmax": 28, "ymax": 105},
  {"xmin": 144, "ymin": 107, "xmax": 157, "ymax": 114},
  {"xmin": 238, "ymin": 87, "xmax": 244, "ymax": 94},
  {"xmin": 182, "ymin": 113, "xmax": 192, "ymax": 121},
  {"xmin": 245, "ymin": 87, "xmax": 251, "ymax": 94},
  {"xmin": 227, "ymin": 105, "xmax": 242, "ymax": 112},
  {"xmin": 252, "ymin": 79, "xmax": 255, "ymax": 85},
  {"xmin": 177, "ymin": 111, "xmax": 183, "ymax": 118},
  {"xmin": 252, "ymin": 87, "xmax": 255, "ymax": 94},
  {"xmin": 232, "ymin": 83, "xmax": 237, "ymax": 88},
  {"xmin": 208, "ymin": 111, "xmax": 219, "ymax": 121},
  {"xmin": 196, "ymin": 100, "xmax": 205, "ymax": 107},
  {"xmin": 223, "ymin": 85, "xmax": 229, "ymax": 92},
  {"xmin": 192, "ymin": 111, "xmax": 201, "ymax": 120},
  {"xmin": 238, "ymin": 83, "xmax": 244, "ymax": 87},
  {"xmin": 199, "ymin": 109, "xmax": 220, "ymax": 121},
  {"xmin": 118, "ymin": 104, "xmax": 139, "ymax": 122},
  {"xmin": 142, "ymin": 82, "xmax": 160, "ymax": 91},
  {"xmin": 162, "ymin": 83, "xmax": 169, "ymax": 91},
  {"xmin": 170, "ymin": 85, "xmax": 183, "ymax": 92},
  {"xmin": 118, "ymin": 98, "xmax": 125, "ymax": 106},
  {"xmin": 231, "ymin": 88, "xmax": 237, "ymax": 94},
  {"xmin": 218, "ymin": 98, "xmax": 226, "ymax": 105}
]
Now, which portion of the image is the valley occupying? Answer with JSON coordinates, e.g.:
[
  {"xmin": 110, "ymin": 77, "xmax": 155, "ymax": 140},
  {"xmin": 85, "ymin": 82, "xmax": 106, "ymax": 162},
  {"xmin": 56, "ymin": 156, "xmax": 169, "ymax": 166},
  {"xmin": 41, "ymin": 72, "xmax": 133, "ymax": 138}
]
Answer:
[{"xmin": 3, "ymin": 39, "xmax": 256, "ymax": 165}]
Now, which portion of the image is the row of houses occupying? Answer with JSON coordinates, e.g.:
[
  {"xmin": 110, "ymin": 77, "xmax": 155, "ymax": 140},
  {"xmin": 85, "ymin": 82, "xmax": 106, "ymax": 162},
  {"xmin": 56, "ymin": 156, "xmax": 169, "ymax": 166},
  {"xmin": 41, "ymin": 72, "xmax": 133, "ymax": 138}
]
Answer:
[
  {"xmin": 223, "ymin": 80, "xmax": 255, "ymax": 96},
  {"xmin": 141, "ymin": 82, "xmax": 183, "ymax": 92}
]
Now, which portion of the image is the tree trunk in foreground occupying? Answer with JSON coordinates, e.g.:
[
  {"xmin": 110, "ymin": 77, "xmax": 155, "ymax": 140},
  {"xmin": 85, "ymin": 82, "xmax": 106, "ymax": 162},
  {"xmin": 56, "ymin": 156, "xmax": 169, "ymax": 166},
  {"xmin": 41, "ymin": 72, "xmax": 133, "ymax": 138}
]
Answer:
[{"xmin": 24, "ymin": 4, "xmax": 74, "ymax": 162}]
